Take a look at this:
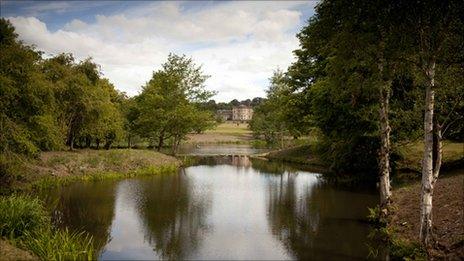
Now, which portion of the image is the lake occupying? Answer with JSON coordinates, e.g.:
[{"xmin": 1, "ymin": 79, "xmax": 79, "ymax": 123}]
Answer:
[{"xmin": 40, "ymin": 154, "xmax": 382, "ymax": 260}]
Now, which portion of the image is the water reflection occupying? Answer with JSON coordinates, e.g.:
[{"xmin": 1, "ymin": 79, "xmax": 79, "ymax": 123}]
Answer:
[
  {"xmin": 41, "ymin": 180, "xmax": 117, "ymax": 251},
  {"xmin": 134, "ymin": 171, "xmax": 211, "ymax": 260},
  {"xmin": 42, "ymin": 155, "xmax": 381, "ymax": 260},
  {"xmin": 266, "ymin": 174, "xmax": 378, "ymax": 260}
]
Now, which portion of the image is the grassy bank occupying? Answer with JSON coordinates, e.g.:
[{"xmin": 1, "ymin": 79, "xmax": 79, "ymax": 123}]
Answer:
[
  {"xmin": 396, "ymin": 141, "xmax": 464, "ymax": 173},
  {"xmin": 264, "ymin": 145, "xmax": 327, "ymax": 173},
  {"xmin": 1, "ymin": 149, "xmax": 180, "ymax": 194}
]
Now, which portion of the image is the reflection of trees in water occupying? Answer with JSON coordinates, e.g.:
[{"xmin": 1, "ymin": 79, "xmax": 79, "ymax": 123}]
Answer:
[
  {"xmin": 250, "ymin": 158, "xmax": 301, "ymax": 175},
  {"xmin": 191, "ymin": 155, "xmax": 252, "ymax": 167},
  {"xmin": 135, "ymin": 170, "xmax": 211, "ymax": 260},
  {"xmin": 266, "ymin": 174, "xmax": 378, "ymax": 260},
  {"xmin": 42, "ymin": 181, "xmax": 117, "ymax": 253}
]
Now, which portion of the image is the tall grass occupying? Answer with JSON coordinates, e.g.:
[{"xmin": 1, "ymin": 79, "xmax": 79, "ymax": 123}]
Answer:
[
  {"xmin": 0, "ymin": 195, "xmax": 95, "ymax": 260},
  {"xmin": 0, "ymin": 195, "xmax": 48, "ymax": 238},
  {"xmin": 23, "ymin": 228, "xmax": 94, "ymax": 261}
]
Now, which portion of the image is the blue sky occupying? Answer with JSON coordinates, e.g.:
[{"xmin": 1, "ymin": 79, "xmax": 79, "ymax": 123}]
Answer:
[{"xmin": 1, "ymin": 1, "xmax": 317, "ymax": 101}]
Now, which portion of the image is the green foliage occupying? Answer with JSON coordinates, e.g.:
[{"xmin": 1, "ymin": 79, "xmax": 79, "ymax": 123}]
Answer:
[
  {"xmin": 281, "ymin": 0, "xmax": 463, "ymax": 180},
  {"xmin": 0, "ymin": 195, "xmax": 48, "ymax": 238},
  {"xmin": 389, "ymin": 240, "xmax": 426, "ymax": 260},
  {"xmin": 250, "ymin": 70, "xmax": 311, "ymax": 146},
  {"xmin": 134, "ymin": 53, "xmax": 216, "ymax": 153},
  {"xmin": 0, "ymin": 18, "xmax": 127, "ymax": 155}
]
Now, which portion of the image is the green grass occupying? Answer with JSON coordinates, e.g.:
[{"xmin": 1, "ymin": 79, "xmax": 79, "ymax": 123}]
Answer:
[
  {"xmin": 0, "ymin": 195, "xmax": 48, "ymax": 238},
  {"xmin": 204, "ymin": 122, "xmax": 252, "ymax": 134},
  {"xmin": 1, "ymin": 195, "xmax": 95, "ymax": 260},
  {"xmin": 397, "ymin": 141, "xmax": 464, "ymax": 172},
  {"xmin": 23, "ymin": 228, "xmax": 94, "ymax": 261}
]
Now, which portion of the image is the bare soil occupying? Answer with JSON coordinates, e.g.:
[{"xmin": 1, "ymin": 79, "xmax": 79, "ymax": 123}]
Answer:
[
  {"xmin": 390, "ymin": 173, "xmax": 464, "ymax": 259},
  {"xmin": 0, "ymin": 240, "xmax": 37, "ymax": 261}
]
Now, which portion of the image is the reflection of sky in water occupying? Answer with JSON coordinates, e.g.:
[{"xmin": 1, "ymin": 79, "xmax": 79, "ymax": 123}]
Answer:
[
  {"xmin": 187, "ymin": 165, "xmax": 300, "ymax": 260},
  {"xmin": 100, "ymin": 180, "xmax": 162, "ymax": 260}
]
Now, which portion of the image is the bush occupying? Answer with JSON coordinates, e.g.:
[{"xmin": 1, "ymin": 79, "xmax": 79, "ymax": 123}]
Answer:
[{"xmin": 0, "ymin": 195, "xmax": 48, "ymax": 238}]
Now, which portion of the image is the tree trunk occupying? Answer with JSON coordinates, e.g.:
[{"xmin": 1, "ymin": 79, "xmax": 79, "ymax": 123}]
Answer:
[
  {"xmin": 127, "ymin": 134, "xmax": 131, "ymax": 149},
  {"xmin": 420, "ymin": 61, "xmax": 435, "ymax": 248},
  {"xmin": 85, "ymin": 136, "xmax": 91, "ymax": 148},
  {"xmin": 379, "ymin": 81, "xmax": 392, "ymax": 216},
  {"xmin": 172, "ymin": 136, "xmax": 179, "ymax": 155},
  {"xmin": 157, "ymin": 133, "xmax": 164, "ymax": 152},
  {"xmin": 69, "ymin": 137, "xmax": 74, "ymax": 151},
  {"xmin": 432, "ymin": 121, "xmax": 442, "ymax": 181},
  {"xmin": 96, "ymin": 138, "xmax": 100, "ymax": 150}
]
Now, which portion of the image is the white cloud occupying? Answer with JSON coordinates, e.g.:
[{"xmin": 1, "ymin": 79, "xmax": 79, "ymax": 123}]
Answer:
[{"xmin": 7, "ymin": 1, "xmax": 315, "ymax": 101}]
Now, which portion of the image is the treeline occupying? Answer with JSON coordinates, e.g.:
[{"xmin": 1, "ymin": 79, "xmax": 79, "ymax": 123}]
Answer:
[
  {"xmin": 250, "ymin": 0, "xmax": 463, "ymax": 248},
  {"xmin": 1, "ymin": 19, "xmax": 125, "ymax": 155},
  {"xmin": 200, "ymin": 97, "xmax": 265, "ymax": 112},
  {"xmin": 0, "ymin": 18, "xmax": 215, "ymax": 158}
]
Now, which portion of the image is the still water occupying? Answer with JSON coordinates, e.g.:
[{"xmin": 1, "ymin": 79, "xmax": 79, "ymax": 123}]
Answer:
[{"xmin": 41, "ymin": 155, "xmax": 381, "ymax": 260}]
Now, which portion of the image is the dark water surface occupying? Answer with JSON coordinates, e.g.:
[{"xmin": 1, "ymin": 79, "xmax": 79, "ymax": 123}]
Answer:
[{"xmin": 41, "ymin": 156, "xmax": 381, "ymax": 260}]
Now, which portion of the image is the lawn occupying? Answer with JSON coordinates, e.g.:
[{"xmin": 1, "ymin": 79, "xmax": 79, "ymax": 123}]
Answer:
[
  {"xmin": 397, "ymin": 140, "xmax": 464, "ymax": 172},
  {"xmin": 205, "ymin": 122, "xmax": 252, "ymax": 134},
  {"xmin": 186, "ymin": 122, "xmax": 253, "ymax": 144}
]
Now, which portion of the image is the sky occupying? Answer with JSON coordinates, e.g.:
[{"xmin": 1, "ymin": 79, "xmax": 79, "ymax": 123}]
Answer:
[{"xmin": 1, "ymin": 1, "xmax": 317, "ymax": 102}]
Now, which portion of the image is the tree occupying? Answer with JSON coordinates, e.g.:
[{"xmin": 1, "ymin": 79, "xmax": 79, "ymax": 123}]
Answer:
[
  {"xmin": 0, "ymin": 18, "xmax": 60, "ymax": 155},
  {"xmin": 250, "ymin": 70, "xmax": 299, "ymax": 147},
  {"xmin": 399, "ymin": 0, "xmax": 464, "ymax": 247},
  {"xmin": 135, "ymin": 54, "xmax": 215, "ymax": 153}
]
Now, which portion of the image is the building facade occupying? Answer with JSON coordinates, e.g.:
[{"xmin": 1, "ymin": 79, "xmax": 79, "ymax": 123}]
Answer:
[
  {"xmin": 232, "ymin": 105, "xmax": 253, "ymax": 121},
  {"xmin": 216, "ymin": 105, "xmax": 253, "ymax": 122}
]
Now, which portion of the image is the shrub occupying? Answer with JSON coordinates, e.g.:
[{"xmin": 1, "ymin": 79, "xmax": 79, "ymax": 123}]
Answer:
[{"xmin": 0, "ymin": 195, "xmax": 48, "ymax": 238}]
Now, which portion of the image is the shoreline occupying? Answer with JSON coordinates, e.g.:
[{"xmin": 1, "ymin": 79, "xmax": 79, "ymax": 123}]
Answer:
[{"xmin": 1, "ymin": 149, "xmax": 181, "ymax": 194}]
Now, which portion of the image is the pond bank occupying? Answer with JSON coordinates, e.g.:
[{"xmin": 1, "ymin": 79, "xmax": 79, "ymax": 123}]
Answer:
[
  {"xmin": 1, "ymin": 149, "xmax": 180, "ymax": 193},
  {"xmin": 389, "ymin": 173, "xmax": 464, "ymax": 259},
  {"xmin": 263, "ymin": 145, "xmax": 327, "ymax": 172}
]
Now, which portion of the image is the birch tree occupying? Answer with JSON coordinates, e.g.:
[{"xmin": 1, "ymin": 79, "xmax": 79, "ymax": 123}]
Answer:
[{"xmin": 401, "ymin": 0, "xmax": 464, "ymax": 248}]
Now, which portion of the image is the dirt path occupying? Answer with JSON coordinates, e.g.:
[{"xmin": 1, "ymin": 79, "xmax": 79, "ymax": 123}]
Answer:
[{"xmin": 390, "ymin": 173, "xmax": 464, "ymax": 258}]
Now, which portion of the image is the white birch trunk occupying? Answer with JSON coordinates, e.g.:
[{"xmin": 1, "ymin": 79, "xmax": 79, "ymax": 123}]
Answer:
[
  {"xmin": 420, "ymin": 61, "xmax": 435, "ymax": 247},
  {"xmin": 379, "ymin": 82, "xmax": 392, "ymax": 214}
]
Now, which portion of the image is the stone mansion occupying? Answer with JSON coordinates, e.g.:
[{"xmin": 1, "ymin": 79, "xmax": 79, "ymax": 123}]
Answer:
[{"xmin": 217, "ymin": 105, "xmax": 253, "ymax": 122}]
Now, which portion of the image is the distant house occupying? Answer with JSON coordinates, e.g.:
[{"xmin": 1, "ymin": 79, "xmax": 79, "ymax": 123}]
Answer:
[
  {"xmin": 232, "ymin": 105, "xmax": 253, "ymax": 121},
  {"xmin": 216, "ymin": 105, "xmax": 253, "ymax": 122}
]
